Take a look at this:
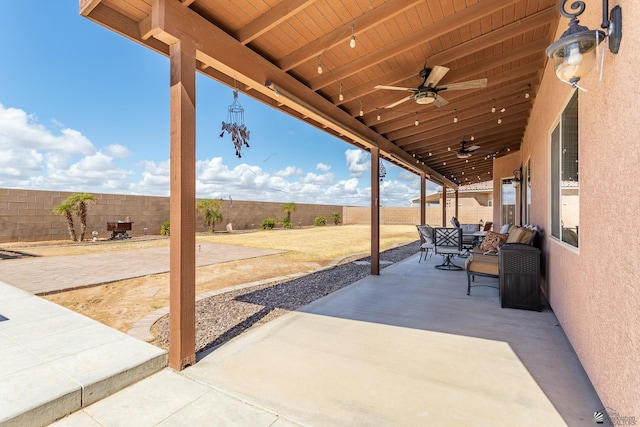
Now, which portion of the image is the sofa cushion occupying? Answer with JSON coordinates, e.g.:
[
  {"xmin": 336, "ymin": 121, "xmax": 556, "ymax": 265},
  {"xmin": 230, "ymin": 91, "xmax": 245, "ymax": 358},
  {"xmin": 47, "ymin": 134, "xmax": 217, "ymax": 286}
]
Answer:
[
  {"xmin": 466, "ymin": 258, "xmax": 499, "ymax": 276},
  {"xmin": 506, "ymin": 226, "xmax": 524, "ymax": 243},
  {"xmin": 518, "ymin": 228, "xmax": 534, "ymax": 244},
  {"xmin": 479, "ymin": 230, "xmax": 508, "ymax": 253}
]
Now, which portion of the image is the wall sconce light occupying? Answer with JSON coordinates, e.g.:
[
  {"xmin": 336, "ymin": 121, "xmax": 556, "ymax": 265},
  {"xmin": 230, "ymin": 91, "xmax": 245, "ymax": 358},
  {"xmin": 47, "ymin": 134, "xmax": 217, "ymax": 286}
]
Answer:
[
  {"xmin": 512, "ymin": 169, "xmax": 521, "ymax": 188},
  {"xmin": 545, "ymin": 0, "xmax": 622, "ymax": 88}
]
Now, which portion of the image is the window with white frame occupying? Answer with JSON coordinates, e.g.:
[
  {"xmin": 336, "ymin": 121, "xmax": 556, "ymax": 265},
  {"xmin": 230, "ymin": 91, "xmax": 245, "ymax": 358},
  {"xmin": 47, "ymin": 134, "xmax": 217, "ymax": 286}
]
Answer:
[{"xmin": 551, "ymin": 91, "xmax": 579, "ymax": 248}]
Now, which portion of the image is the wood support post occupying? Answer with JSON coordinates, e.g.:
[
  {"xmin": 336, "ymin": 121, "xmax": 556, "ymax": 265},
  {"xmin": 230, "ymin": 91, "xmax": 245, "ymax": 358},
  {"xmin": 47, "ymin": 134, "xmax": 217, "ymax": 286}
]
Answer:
[
  {"xmin": 442, "ymin": 186, "xmax": 447, "ymax": 227},
  {"xmin": 420, "ymin": 172, "xmax": 426, "ymax": 225},
  {"xmin": 370, "ymin": 147, "xmax": 380, "ymax": 275},
  {"xmin": 168, "ymin": 39, "xmax": 196, "ymax": 371},
  {"xmin": 455, "ymin": 189, "xmax": 459, "ymax": 220}
]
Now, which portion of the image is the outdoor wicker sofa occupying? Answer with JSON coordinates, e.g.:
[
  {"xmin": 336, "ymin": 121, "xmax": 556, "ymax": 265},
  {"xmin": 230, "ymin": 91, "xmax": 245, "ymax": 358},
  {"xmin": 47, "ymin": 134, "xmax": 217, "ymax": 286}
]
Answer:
[{"xmin": 465, "ymin": 225, "xmax": 540, "ymax": 296}]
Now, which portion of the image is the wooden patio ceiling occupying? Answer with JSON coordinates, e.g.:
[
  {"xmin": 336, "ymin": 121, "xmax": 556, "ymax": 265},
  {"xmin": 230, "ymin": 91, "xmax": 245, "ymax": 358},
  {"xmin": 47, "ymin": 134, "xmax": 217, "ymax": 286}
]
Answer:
[{"xmin": 81, "ymin": 0, "xmax": 560, "ymax": 189}]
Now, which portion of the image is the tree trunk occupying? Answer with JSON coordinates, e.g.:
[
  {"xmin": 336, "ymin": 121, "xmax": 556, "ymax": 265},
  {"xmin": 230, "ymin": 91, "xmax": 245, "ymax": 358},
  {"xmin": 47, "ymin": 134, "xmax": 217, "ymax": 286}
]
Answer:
[
  {"xmin": 78, "ymin": 202, "xmax": 87, "ymax": 241},
  {"xmin": 65, "ymin": 212, "xmax": 77, "ymax": 242}
]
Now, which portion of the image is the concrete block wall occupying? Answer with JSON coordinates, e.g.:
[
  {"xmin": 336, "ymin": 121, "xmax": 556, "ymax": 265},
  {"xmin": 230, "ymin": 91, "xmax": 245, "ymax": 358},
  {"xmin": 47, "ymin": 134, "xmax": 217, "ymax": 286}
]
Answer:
[
  {"xmin": 212, "ymin": 200, "xmax": 342, "ymax": 232},
  {"xmin": 0, "ymin": 189, "xmax": 171, "ymax": 243},
  {"xmin": 342, "ymin": 205, "xmax": 492, "ymax": 228},
  {"xmin": 0, "ymin": 188, "xmax": 343, "ymax": 243},
  {"xmin": 0, "ymin": 188, "xmax": 493, "ymax": 243}
]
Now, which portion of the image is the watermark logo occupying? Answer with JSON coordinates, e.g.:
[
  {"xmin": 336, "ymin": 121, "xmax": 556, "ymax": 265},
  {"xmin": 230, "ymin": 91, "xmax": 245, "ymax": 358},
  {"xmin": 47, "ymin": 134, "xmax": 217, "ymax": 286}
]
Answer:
[{"xmin": 593, "ymin": 407, "xmax": 637, "ymax": 425}]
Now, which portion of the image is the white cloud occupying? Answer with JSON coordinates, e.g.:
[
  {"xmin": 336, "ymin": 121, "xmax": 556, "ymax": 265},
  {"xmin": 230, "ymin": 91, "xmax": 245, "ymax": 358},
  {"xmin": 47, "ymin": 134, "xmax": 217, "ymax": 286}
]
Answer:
[
  {"xmin": 345, "ymin": 149, "xmax": 370, "ymax": 177},
  {"xmin": 274, "ymin": 166, "xmax": 303, "ymax": 178},
  {"xmin": 105, "ymin": 144, "xmax": 131, "ymax": 158},
  {"xmin": 300, "ymin": 172, "xmax": 335, "ymax": 185},
  {"xmin": 0, "ymin": 104, "xmax": 95, "ymax": 155},
  {"xmin": 0, "ymin": 104, "xmax": 136, "ymax": 193},
  {"xmin": 316, "ymin": 162, "xmax": 331, "ymax": 172}
]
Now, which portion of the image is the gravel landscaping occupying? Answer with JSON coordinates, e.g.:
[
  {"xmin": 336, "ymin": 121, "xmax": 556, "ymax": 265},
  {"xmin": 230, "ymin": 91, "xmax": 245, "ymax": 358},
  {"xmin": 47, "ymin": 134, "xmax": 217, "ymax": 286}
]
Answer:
[{"xmin": 151, "ymin": 240, "xmax": 419, "ymax": 354}]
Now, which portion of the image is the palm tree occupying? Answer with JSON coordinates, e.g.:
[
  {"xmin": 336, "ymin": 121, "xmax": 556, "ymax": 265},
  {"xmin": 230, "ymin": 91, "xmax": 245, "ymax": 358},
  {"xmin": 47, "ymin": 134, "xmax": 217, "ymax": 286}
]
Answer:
[
  {"xmin": 52, "ymin": 202, "xmax": 77, "ymax": 242},
  {"xmin": 196, "ymin": 199, "xmax": 223, "ymax": 233},
  {"xmin": 67, "ymin": 193, "xmax": 96, "ymax": 242},
  {"xmin": 282, "ymin": 202, "xmax": 297, "ymax": 221}
]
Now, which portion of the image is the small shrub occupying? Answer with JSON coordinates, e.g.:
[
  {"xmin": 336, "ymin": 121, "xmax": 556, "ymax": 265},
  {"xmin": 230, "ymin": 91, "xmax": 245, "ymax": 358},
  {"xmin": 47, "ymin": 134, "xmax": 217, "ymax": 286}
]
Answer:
[
  {"xmin": 160, "ymin": 220, "xmax": 170, "ymax": 236},
  {"xmin": 314, "ymin": 216, "xmax": 327, "ymax": 226},
  {"xmin": 330, "ymin": 212, "xmax": 341, "ymax": 225},
  {"xmin": 260, "ymin": 218, "xmax": 277, "ymax": 230},
  {"xmin": 280, "ymin": 217, "xmax": 294, "ymax": 229}
]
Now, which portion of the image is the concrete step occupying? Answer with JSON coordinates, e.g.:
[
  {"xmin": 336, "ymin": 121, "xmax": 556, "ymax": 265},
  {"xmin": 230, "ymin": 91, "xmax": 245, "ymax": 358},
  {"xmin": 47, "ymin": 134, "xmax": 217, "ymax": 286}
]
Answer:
[{"xmin": 0, "ymin": 282, "xmax": 167, "ymax": 426}]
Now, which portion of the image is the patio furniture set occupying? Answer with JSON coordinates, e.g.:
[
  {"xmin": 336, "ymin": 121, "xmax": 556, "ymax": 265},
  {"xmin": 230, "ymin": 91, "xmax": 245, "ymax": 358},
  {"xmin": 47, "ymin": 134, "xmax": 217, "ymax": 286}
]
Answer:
[{"xmin": 416, "ymin": 220, "xmax": 542, "ymax": 311}]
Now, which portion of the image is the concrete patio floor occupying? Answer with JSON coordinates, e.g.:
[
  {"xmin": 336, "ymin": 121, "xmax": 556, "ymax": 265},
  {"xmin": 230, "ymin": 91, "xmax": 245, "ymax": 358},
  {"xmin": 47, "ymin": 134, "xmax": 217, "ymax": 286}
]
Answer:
[{"xmin": 45, "ymin": 251, "xmax": 602, "ymax": 426}]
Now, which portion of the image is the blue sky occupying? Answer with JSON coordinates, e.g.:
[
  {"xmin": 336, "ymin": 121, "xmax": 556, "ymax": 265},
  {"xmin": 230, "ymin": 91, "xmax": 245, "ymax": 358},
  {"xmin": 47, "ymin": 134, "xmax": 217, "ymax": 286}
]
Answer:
[{"xmin": 0, "ymin": 2, "xmax": 439, "ymax": 206}]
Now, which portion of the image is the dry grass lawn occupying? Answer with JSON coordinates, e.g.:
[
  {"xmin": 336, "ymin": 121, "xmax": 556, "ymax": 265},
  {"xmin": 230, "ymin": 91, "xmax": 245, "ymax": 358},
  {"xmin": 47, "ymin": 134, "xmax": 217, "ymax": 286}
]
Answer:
[{"xmin": 7, "ymin": 225, "xmax": 418, "ymax": 334}]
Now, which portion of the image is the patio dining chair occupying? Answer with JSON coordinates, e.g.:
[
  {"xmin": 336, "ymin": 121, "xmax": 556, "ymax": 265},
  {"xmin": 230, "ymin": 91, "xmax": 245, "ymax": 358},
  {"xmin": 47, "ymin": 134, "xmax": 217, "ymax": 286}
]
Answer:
[
  {"xmin": 433, "ymin": 227, "xmax": 463, "ymax": 270},
  {"xmin": 416, "ymin": 225, "xmax": 435, "ymax": 262}
]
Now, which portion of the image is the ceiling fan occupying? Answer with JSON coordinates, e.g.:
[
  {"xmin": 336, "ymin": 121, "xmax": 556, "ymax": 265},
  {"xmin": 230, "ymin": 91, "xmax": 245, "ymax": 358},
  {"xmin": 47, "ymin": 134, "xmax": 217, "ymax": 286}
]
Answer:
[
  {"xmin": 456, "ymin": 140, "xmax": 481, "ymax": 159},
  {"xmin": 374, "ymin": 66, "xmax": 487, "ymax": 109}
]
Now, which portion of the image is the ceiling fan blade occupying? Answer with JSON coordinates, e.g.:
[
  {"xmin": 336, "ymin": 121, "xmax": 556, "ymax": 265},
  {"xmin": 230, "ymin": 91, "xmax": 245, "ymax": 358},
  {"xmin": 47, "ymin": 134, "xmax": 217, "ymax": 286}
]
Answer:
[
  {"xmin": 374, "ymin": 85, "xmax": 415, "ymax": 92},
  {"xmin": 439, "ymin": 78, "xmax": 488, "ymax": 91},
  {"xmin": 433, "ymin": 95, "xmax": 449, "ymax": 107},
  {"xmin": 384, "ymin": 95, "xmax": 414, "ymax": 109},
  {"xmin": 425, "ymin": 65, "xmax": 449, "ymax": 87},
  {"xmin": 467, "ymin": 145, "xmax": 481, "ymax": 151}
]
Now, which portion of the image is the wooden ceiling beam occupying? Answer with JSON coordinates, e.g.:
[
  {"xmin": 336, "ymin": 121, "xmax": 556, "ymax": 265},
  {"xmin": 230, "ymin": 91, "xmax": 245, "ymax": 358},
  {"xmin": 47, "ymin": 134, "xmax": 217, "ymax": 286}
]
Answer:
[
  {"xmin": 308, "ymin": 1, "xmax": 553, "ymax": 91},
  {"xmin": 368, "ymin": 70, "xmax": 540, "ymax": 132},
  {"xmin": 277, "ymin": 0, "xmax": 422, "ymax": 71},
  {"xmin": 419, "ymin": 135, "xmax": 521, "ymax": 161},
  {"xmin": 387, "ymin": 100, "xmax": 531, "ymax": 143},
  {"xmin": 235, "ymin": 0, "xmax": 317, "ymax": 45},
  {"xmin": 405, "ymin": 120, "xmax": 528, "ymax": 153},
  {"xmin": 336, "ymin": 38, "xmax": 549, "ymax": 106}
]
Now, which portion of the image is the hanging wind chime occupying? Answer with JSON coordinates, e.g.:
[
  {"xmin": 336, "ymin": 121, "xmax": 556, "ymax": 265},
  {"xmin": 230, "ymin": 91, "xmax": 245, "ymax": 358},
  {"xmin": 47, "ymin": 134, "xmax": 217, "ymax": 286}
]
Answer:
[
  {"xmin": 220, "ymin": 89, "xmax": 250, "ymax": 158},
  {"xmin": 379, "ymin": 160, "xmax": 386, "ymax": 182}
]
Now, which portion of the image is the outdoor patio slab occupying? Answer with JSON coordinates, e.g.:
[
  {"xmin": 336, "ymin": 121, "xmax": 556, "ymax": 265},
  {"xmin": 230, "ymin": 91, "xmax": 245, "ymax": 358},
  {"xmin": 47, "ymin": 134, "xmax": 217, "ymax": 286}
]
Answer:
[
  {"xmin": 182, "ymin": 253, "xmax": 601, "ymax": 426},
  {"xmin": 52, "ymin": 253, "xmax": 602, "ymax": 426},
  {"xmin": 0, "ymin": 281, "xmax": 167, "ymax": 426}
]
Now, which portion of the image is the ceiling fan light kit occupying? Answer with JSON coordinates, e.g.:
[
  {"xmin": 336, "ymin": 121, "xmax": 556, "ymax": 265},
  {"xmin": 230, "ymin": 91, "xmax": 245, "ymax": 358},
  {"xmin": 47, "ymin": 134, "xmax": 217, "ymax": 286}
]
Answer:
[
  {"xmin": 546, "ymin": 0, "xmax": 622, "ymax": 88},
  {"xmin": 374, "ymin": 65, "xmax": 487, "ymax": 109},
  {"xmin": 415, "ymin": 91, "xmax": 437, "ymax": 105}
]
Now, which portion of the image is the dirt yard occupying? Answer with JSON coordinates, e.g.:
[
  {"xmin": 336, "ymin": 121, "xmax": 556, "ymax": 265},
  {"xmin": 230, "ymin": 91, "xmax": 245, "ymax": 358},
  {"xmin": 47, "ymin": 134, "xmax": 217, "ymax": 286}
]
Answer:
[{"xmin": 3, "ymin": 225, "xmax": 418, "ymax": 334}]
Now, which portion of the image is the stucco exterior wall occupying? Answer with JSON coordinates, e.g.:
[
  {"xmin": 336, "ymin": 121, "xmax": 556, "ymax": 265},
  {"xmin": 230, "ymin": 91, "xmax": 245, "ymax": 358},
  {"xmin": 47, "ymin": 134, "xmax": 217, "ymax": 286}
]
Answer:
[
  {"xmin": 492, "ymin": 152, "xmax": 521, "ymax": 229},
  {"xmin": 512, "ymin": 0, "xmax": 639, "ymax": 416}
]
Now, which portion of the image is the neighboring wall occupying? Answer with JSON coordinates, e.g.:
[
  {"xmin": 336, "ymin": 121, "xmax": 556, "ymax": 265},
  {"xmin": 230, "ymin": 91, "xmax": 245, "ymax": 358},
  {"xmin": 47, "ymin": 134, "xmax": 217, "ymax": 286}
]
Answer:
[
  {"xmin": 0, "ymin": 189, "xmax": 170, "ymax": 243},
  {"xmin": 0, "ymin": 188, "xmax": 341, "ymax": 243},
  {"xmin": 498, "ymin": 0, "xmax": 640, "ymax": 416},
  {"xmin": 343, "ymin": 203, "xmax": 492, "ymax": 227},
  {"xmin": 1, "ymin": 188, "xmax": 494, "ymax": 243}
]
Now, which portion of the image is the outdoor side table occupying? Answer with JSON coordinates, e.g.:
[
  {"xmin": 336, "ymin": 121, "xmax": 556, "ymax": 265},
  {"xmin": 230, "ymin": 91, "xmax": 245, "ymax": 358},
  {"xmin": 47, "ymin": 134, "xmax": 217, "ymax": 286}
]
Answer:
[{"xmin": 498, "ymin": 243, "xmax": 541, "ymax": 311}]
